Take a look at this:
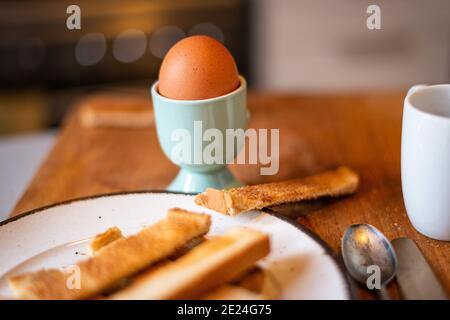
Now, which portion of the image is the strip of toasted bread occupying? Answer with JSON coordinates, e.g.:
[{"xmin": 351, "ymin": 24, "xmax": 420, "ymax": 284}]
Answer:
[
  {"xmin": 201, "ymin": 285, "xmax": 263, "ymax": 300},
  {"xmin": 89, "ymin": 222, "xmax": 205, "ymax": 258},
  {"xmin": 8, "ymin": 209, "xmax": 211, "ymax": 300},
  {"xmin": 110, "ymin": 227, "xmax": 270, "ymax": 300},
  {"xmin": 91, "ymin": 233, "xmax": 205, "ymax": 299},
  {"xmin": 89, "ymin": 227, "xmax": 123, "ymax": 255},
  {"xmin": 170, "ymin": 236, "xmax": 205, "ymax": 259},
  {"xmin": 79, "ymin": 95, "xmax": 153, "ymax": 128},
  {"xmin": 195, "ymin": 166, "xmax": 359, "ymax": 215}
]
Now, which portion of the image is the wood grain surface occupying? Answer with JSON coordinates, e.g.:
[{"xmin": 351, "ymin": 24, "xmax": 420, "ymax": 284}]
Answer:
[{"xmin": 10, "ymin": 92, "xmax": 450, "ymax": 299}]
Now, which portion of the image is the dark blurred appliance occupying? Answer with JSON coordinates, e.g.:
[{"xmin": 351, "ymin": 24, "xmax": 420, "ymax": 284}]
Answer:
[{"xmin": 0, "ymin": 0, "xmax": 249, "ymax": 89}]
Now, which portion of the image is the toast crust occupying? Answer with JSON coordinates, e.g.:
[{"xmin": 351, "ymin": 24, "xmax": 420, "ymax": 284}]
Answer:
[
  {"xmin": 79, "ymin": 96, "xmax": 153, "ymax": 128},
  {"xmin": 195, "ymin": 166, "xmax": 359, "ymax": 215},
  {"xmin": 110, "ymin": 227, "xmax": 270, "ymax": 300},
  {"xmin": 9, "ymin": 209, "xmax": 210, "ymax": 300}
]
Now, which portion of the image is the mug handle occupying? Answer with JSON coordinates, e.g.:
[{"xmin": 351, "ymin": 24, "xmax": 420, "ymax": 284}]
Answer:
[{"xmin": 407, "ymin": 84, "xmax": 427, "ymax": 97}]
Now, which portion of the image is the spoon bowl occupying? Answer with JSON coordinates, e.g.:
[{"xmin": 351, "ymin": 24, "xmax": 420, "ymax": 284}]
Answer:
[{"xmin": 341, "ymin": 224, "xmax": 397, "ymax": 298}]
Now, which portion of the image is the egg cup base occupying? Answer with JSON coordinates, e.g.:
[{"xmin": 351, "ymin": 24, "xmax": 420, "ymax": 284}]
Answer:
[{"xmin": 167, "ymin": 166, "xmax": 243, "ymax": 193}]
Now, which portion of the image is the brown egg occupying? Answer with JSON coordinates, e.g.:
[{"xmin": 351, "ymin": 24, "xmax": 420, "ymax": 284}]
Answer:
[{"xmin": 158, "ymin": 35, "xmax": 240, "ymax": 100}]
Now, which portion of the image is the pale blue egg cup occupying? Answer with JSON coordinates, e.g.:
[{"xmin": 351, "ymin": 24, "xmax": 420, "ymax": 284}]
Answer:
[{"xmin": 151, "ymin": 76, "xmax": 247, "ymax": 193}]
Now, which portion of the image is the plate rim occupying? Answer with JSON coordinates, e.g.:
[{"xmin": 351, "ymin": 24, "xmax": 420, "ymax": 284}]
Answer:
[{"xmin": 1, "ymin": 190, "xmax": 355, "ymax": 300}]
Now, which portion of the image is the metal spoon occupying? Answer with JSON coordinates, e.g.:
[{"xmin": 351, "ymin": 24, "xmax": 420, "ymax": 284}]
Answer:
[{"xmin": 341, "ymin": 224, "xmax": 398, "ymax": 299}]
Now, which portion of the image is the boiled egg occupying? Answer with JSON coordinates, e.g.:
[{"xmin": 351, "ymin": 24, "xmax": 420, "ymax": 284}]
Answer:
[{"xmin": 158, "ymin": 35, "xmax": 240, "ymax": 100}]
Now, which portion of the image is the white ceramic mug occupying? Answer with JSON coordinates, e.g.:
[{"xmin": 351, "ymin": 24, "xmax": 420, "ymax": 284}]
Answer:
[{"xmin": 401, "ymin": 84, "xmax": 450, "ymax": 241}]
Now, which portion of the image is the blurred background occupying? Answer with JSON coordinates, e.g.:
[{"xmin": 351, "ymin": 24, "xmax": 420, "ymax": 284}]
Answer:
[
  {"xmin": 0, "ymin": 0, "xmax": 449, "ymax": 218},
  {"xmin": 1, "ymin": 0, "xmax": 449, "ymax": 136}
]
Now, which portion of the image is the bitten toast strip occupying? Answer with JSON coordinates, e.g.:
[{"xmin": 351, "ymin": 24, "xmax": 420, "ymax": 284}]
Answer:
[
  {"xmin": 8, "ymin": 208, "xmax": 211, "ymax": 300},
  {"xmin": 195, "ymin": 166, "xmax": 359, "ymax": 215},
  {"xmin": 110, "ymin": 228, "xmax": 270, "ymax": 300},
  {"xmin": 89, "ymin": 226, "xmax": 205, "ymax": 259},
  {"xmin": 89, "ymin": 227, "xmax": 123, "ymax": 255}
]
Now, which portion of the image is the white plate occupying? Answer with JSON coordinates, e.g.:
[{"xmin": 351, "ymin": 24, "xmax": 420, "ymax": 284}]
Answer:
[{"xmin": 0, "ymin": 191, "xmax": 351, "ymax": 299}]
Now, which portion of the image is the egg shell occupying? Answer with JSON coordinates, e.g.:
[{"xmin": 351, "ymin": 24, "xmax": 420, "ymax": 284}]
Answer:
[{"xmin": 158, "ymin": 35, "xmax": 240, "ymax": 100}]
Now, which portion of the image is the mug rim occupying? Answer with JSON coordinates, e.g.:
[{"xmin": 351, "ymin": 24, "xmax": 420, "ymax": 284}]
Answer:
[
  {"xmin": 151, "ymin": 75, "xmax": 246, "ymax": 105},
  {"xmin": 405, "ymin": 84, "xmax": 450, "ymax": 122}
]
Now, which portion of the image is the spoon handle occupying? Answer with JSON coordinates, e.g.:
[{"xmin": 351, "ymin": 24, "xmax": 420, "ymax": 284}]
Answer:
[{"xmin": 377, "ymin": 286, "xmax": 391, "ymax": 300}]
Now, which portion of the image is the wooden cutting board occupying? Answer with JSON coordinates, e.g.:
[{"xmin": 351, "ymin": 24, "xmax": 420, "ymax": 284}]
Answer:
[{"xmin": 10, "ymin": 91, "xmax": 450, "ymax": 299}]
